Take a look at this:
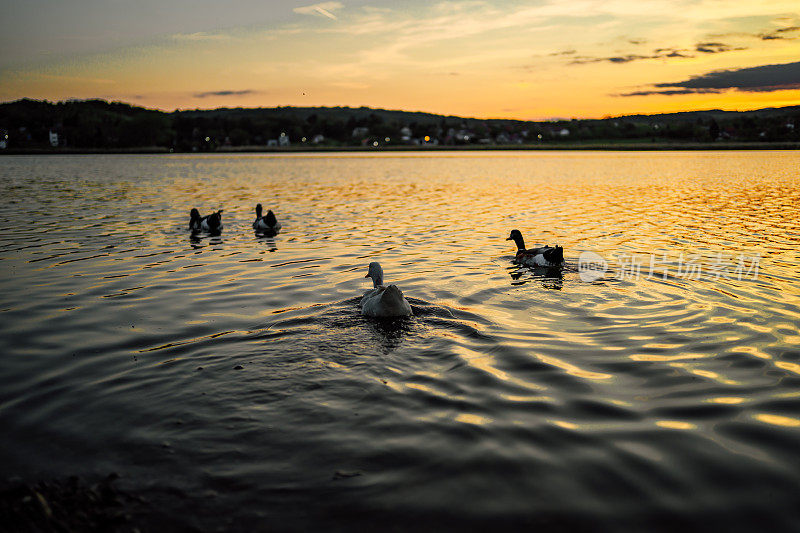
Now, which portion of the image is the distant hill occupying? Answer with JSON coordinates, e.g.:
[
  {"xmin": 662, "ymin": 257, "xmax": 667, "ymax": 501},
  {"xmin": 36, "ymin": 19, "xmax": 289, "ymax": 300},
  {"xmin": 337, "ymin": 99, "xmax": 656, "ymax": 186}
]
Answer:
[
  {"xmin": 1, "ymin": 98, "xmax": 798, "ymax": 151},
  {"xmin": 610, "ymin": 105, "xmax": 800, "ymax": 123}
]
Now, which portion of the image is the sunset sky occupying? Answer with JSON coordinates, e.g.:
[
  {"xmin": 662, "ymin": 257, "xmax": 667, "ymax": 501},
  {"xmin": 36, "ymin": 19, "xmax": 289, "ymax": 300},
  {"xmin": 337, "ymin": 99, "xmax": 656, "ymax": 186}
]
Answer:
[{"xmin": 1, "ymin": 0, "xmax": 799, "ymax": 119}]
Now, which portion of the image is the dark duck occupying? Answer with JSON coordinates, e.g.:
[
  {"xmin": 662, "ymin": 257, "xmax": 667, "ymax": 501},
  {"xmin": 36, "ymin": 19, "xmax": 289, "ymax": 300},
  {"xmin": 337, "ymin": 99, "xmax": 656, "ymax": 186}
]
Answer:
[
  {"xmin": 253, "ymin": 204, "xmax": 281, "ymax": 234},
  {"xmin": 506, "ymin": 229, "xmax": 564, "ymax": 267},
  {"xmin": 189, "ymin": 208, "xmax": 223, "ymax": 232}
]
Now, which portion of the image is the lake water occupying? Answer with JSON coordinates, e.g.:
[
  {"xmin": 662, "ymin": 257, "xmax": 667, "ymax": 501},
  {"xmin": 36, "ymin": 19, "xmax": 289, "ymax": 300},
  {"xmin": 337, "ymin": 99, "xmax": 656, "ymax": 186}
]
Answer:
[{"xmin": 1, "ymin": 151, "xmax": 799, "ymax": 531}]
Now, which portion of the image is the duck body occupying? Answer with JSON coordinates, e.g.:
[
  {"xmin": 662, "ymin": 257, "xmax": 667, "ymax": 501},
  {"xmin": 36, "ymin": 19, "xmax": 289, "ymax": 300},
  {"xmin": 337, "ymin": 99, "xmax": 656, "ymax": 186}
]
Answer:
[
  {"xmin": 362, "ymin": 262, "xmax": 413, "ymax": 318},
  {"xmin": 253, "ymin": 204, "xmax": 281, "ymax": 234},
  {"xmin": 507, "ymin": 229, "xmax": 563, "ymax": 267},
  {"xmin": 190, "ymin": 208, "xmax": 223, "ymax": 232}
]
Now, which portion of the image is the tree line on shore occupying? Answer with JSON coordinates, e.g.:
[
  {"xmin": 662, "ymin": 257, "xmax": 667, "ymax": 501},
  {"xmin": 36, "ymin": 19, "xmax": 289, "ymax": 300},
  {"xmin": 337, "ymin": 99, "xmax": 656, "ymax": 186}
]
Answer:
[{"xmin": 1, "ymin": 98, "xmax": 798, "ymax": 151}]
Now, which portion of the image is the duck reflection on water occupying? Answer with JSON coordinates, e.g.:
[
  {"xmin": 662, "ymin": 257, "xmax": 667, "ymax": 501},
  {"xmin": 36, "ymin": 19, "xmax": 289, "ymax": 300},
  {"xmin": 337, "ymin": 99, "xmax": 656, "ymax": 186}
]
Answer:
[
  {"xmin": 189, "ymin": 232, "xmax": 224, "ymax": 249},
  {"xmin": 509, "ymin": 264, "xmax": 564, "ymax": 290},
  {"xmin": 255, "ymin": 233, "xmax": 278, "ymax": 252}
]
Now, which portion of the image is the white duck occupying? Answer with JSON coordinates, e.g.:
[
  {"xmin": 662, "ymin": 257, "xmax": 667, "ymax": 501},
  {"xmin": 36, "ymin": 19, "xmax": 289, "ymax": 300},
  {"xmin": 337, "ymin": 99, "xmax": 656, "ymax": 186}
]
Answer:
[
  {"xmin": 506, "ymin": 229, "xmax": 564, "ymax": 267},
  {"xmin": 361, "ymin": 262, "xmax": 413, "ymax": 318},
  {"xmin": 189, "ymin": 208, "xmax": 223, "ymax": 232},
  {"xmin": 253, "ymin": 204, "xmax": 281, "ymax": 234}
]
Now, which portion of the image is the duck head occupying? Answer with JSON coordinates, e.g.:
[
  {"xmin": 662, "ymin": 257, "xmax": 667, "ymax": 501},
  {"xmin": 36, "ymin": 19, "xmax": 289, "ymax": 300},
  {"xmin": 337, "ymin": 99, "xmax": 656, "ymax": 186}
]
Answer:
[
  {"xmin": 506, "ymin": 229, "xmax": 526, "ymax": 251},
  {"xmin": 190, "ymin": 208, "xmax": 201, "ymax": 223},
  {"xmin": 365, "ymin": 262, "xmax": 384, "ymax": 288},
  {"xmin": 255, "ymin": 203, "xmax": 263, "ymax": 218}
]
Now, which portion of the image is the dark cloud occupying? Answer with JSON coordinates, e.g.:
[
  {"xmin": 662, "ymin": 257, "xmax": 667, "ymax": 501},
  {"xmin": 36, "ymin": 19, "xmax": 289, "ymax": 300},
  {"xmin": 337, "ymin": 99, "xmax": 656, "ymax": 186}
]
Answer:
[
  {"xmin": 618, "ymin": 88, "xmax": 724, "ymax": 96},
  {"xmin": 569, "ymin": 47, "xmax": 691, "ymax": 64},
  {"xmin": 695, "ymin": 41, "xmax": 746, "ymax": 53},
  {"xmin": 566, "ymin": 37, "xmax": 747, "ymax": 66},
  {"xmin": 653, "ymin": 48, "xmax": 692, "ymax": 58},
  {"xmin": 617, "ymin": 61, "xmax": 800, "ymax": 96},
  {"xmin": 548, "ymin": 49, "xmax": 576, "ymax": 56},
  {"xmin": 759, "ymin": 26, "xmax": 800, "ymax": 40},
  {"xmin": 709, "ymin": 26, "xmax": 799, "ymax": 41},
  {"xmin": 194, "ymin": 90, "xmax": 256, "ymax": 98},
  {"xmin": 571, "ymin": 54, "xmax": 654, "ymax": 64}
]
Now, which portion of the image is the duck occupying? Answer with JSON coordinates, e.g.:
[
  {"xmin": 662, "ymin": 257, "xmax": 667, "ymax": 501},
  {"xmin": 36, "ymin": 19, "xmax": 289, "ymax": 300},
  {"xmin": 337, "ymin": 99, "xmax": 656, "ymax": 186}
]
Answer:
[
  {"xmin": 506, "ymin": 229, "xmax": 564, "ymax": 267},
  {"xmin": 361, "ymin": 262, "xmax": 413, "ymax": 318},
  {"xmin": 189, "ymin": 208, "xmax": 223, "ymax": 232},
  {"xmin": 253, "ymin": 204, "xmax": 281, "ymax": 234}
]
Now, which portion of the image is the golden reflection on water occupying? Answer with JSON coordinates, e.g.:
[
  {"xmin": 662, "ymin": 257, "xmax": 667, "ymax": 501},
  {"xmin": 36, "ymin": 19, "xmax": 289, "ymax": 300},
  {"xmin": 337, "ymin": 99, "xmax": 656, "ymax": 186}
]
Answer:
[
  {"xmin": 754, "ymin": 414, "xmax": 800, "ymax": 427},
  {"xmin": 706, "ymin": 397, "xmax": 746, "ymax": 405},
  {"xmin": 731, "ymin": 346, "xmax": 772, "ymax": 359},
  {"xmin": 656, "ymin": 420, "xmax": 697, "ymax": 430},
  {"xmin": 551, "ymin": 420, "xmax": 580, "ymax": 430},
  {"xmin": 451, "ymin": 345, "xmax": 546, "ymax": 391},
  {"xmin": 630, "ymin": 352, "xmax": 712, "ymax": 362},
  {"xmin": 500, "ymin": 394, "xmax": 554, "ymax": 403},
  {"xmin": 775, "ymin": 361, "xmax": 800, "ymax": 376},
  {"xmin": 668, "ymin": 362, "xmax": 740, "ymax": 386},
  {"xmin": 535, "ymin": 353, "xmax": 613, "ymax": 381},
  {"xmin": 455, "ymin": 413, "xmax": 491, "ymax": 426}
]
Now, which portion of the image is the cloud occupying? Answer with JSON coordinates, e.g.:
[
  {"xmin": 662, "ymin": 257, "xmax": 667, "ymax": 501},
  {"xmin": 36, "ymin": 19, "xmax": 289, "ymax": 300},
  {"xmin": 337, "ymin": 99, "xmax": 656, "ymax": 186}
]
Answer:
[
  {"xmin": 569, "ymin": 47, "xmax": 691, "ymax": 64},
  {"xmin": 571, "ymin": 54, "xmax": 656, "ymax": 64},
  {"xmin": 617, "ymin": 61, "xmax": 800, "ymax": 96},
  {"xmin": 193, "ymin": 90, "xmax": 257, "ymax": 98},
  {"xmin": 618, "ymin": 88, "xmax": 724, "ymax": 96},
  {"xmin": 759, "ymin": 25, "xmax": 800, "ymax": 40},
  {"xmin": 567, "ymin": 39, "xmax": 745, "ymax": 65},
  {"xmin": 695, "ymin": 41, "xmax": 745, "ymax": 53},
  {"xmin": 549, "ymin": 49, "xmax": 576, "ymax": 56},
  {"xmin": 293, "ymin": 2, "xmax": 343, "ymax": 20}
]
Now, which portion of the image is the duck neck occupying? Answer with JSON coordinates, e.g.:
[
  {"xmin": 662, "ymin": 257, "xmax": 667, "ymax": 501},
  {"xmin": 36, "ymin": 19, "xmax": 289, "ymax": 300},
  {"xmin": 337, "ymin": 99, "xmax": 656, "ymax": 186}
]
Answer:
[
  {"xmin": 512, "ymin": 234, "xmax": 526, "ymax": 252},
  {"xmin": 255, "ymin": 204, "xmax": 263, "ymax": 218}
]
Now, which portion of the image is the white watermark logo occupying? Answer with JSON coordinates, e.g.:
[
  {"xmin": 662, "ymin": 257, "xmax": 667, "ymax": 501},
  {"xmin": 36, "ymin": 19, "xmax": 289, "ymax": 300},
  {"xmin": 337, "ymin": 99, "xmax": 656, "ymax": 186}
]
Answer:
[
  {"xmin": 578, "ymin": 251, "xmax": 608, "ymax": 282},
  {"xmin": 577, "ymin": 251, "xmax": 760, "ymax": 282}
]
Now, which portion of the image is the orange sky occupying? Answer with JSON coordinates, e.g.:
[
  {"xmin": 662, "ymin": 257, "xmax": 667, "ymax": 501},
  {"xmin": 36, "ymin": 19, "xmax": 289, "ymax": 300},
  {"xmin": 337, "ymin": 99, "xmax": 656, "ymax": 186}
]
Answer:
[{"xmin": 1, "ymin": 0, "xmax": 799, "ymax": 119}]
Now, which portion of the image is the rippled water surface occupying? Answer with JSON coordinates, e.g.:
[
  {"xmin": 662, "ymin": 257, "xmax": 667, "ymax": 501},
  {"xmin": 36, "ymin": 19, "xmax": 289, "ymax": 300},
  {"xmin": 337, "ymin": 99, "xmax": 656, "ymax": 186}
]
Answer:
[{"xmin": 1, "ymin": 152, "xmax": 799, "ymax": 531}]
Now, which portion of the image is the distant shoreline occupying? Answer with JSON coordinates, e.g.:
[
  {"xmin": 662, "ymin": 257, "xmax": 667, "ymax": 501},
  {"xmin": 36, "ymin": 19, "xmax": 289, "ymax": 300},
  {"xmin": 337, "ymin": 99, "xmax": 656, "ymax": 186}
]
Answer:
[{"xmin": 2, "ymin": 141, "xmax": 799, "ymax": 155}]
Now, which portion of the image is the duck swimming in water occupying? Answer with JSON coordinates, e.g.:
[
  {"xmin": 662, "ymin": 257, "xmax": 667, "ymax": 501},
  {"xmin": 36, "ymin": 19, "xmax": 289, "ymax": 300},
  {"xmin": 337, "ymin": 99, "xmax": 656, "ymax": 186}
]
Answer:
[
  {"xmin": 253, "ymin": 204, "xmax": 281, "ymax": 234},
  {"xmin": 361, "ymin": 262, "xmax": 413, "ymax": 318},
  {"xmin": 506, "ymin": 229, "xmax": 563, "ymax": 267},
  {"xmin": 189, "ymin": 208, "xmax": 223, "ymax": 232}
]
